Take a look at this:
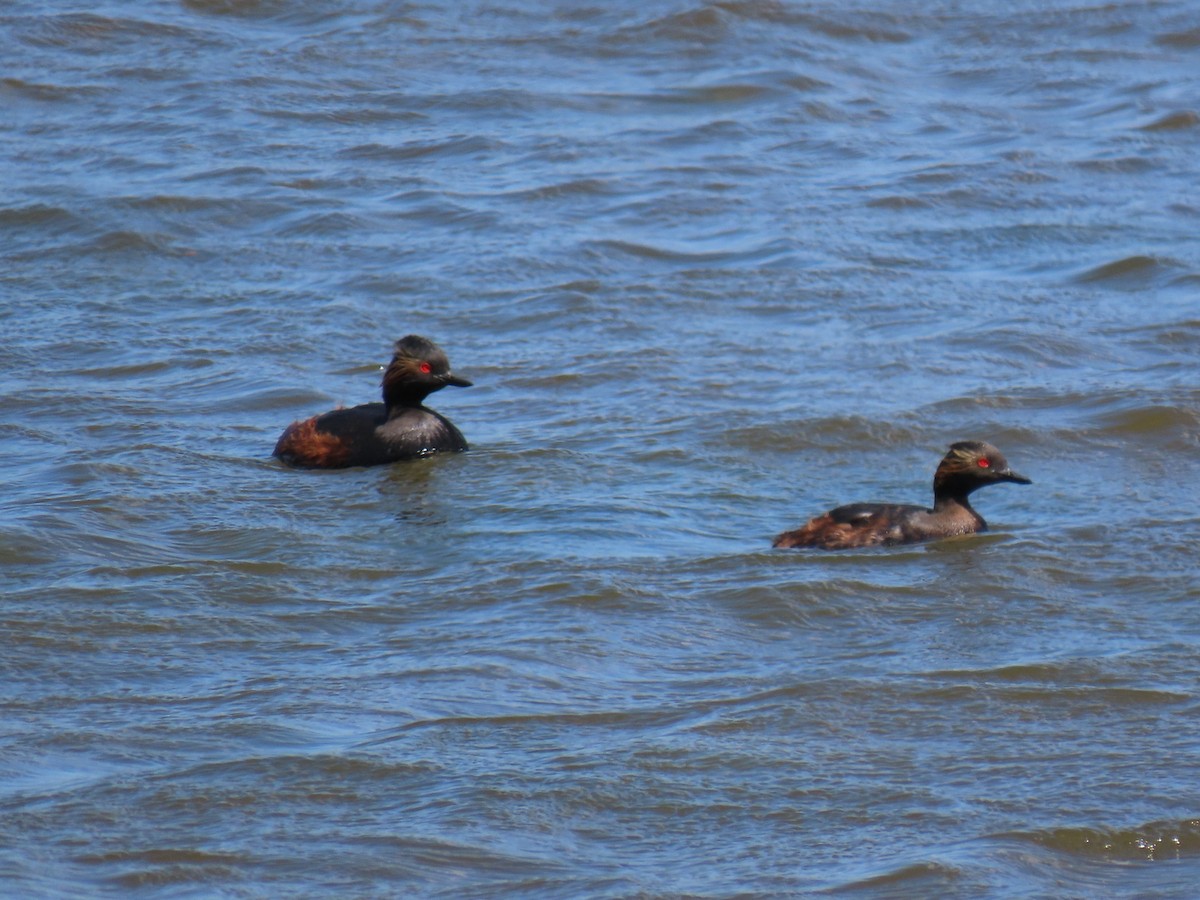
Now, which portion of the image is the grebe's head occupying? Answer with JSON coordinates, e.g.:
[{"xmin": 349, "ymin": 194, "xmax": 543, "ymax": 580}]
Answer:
[
  {"xmin": 382, "ymin": 335, "xmax": 471, "ymax": 404},
  {"xmin": 934, "ymin": 440, "xmax": 1031, "ymax": 495}
]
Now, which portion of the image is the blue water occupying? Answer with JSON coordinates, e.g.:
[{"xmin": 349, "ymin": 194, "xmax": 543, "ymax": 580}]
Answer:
[{"xmin": 2, "ymin": 1, "xmax": 1199, "ymax": 896}]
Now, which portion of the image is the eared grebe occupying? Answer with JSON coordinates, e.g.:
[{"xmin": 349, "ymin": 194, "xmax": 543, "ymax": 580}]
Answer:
[
  {"xmin": 273, "ymin": 335, "xmax": 471, "ymax": 469},
  {"xmin": 773, "ymin": 441, "xmax": 1031, "ymax": 550}
]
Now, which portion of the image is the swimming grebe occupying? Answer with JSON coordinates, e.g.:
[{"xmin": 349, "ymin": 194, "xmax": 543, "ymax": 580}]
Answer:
[
  {"xmin": 274, "ymin": 335, "xmax": 471, "ymax": 469},
  {"xmin": 773, "ymin": 441, "xmax": 1031, "ymax": 549}
]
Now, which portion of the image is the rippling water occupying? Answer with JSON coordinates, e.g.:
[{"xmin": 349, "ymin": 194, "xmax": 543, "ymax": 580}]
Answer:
[{"xmin": 3, "ymin": 1, "xmax": 1199, "ymax": 896}]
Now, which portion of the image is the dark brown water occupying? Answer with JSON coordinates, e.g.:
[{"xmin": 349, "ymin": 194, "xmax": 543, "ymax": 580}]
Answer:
[{"xmin": 3, "ymin": 1, "xmax": 1199, "ymax": 896}]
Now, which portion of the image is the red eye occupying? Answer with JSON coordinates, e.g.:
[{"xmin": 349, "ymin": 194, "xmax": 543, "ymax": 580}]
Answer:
[
  {"xmin": 977, "ymin": 458, "xmax": 990, "ymax": 468},
  {"xmin": 419, "ymin": 362, "xmax": 432, "ymax": 374}
]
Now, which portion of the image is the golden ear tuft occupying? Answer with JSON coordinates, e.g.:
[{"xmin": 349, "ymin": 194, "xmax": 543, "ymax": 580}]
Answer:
[{"xmin": 948, "ymin": 444, "xmax": 977, "ymax": 463}]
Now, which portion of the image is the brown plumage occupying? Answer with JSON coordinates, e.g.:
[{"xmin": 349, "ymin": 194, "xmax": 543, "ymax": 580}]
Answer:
[
  {"xmin": 273, "ymin": 415, "xmax": 354, "ymax": 469},
  {"xmin": 773, "ymin": 441, "xmax": 1032, "ymax": 550}
]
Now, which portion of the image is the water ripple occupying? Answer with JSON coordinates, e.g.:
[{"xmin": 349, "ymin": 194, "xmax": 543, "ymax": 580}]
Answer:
[{"xmin": 4, "ymin": 0, "xmax": 1200, "ymax": 895}]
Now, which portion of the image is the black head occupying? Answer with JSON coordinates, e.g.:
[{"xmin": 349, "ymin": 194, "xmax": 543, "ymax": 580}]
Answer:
[
  {"xmin": 934, "ymin": 440, "xmax": 1032, "ymax": 497},
  {"xmin": 382, "ymin": 334, "xmax": 471, "ymax": 405}
]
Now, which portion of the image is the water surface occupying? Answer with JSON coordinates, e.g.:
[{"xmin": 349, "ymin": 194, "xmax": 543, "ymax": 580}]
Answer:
[{"xmin": 2, "ymin": 1, "xmax": 1199, "ymax": 896}]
